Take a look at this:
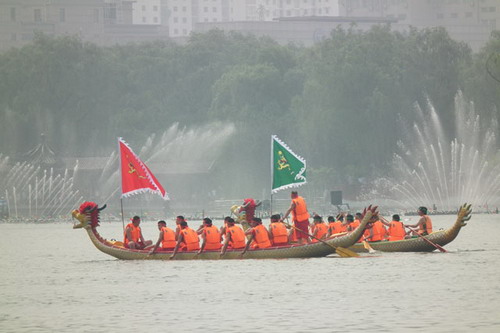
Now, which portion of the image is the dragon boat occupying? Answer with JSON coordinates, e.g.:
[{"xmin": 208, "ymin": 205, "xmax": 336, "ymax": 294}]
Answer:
[
  {"xmin": 348, "ymin": 203, "xmax": 472, "ymax": 253},
  {"xmin": 71, "ymin": 201, "xmax": 378, "ymax": 260}
]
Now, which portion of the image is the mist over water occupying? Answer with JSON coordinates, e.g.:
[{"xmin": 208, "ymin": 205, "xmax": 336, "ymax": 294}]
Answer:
[{"xmin": 370, "ymin": 92, "xmax": 500, "ymax": 211}]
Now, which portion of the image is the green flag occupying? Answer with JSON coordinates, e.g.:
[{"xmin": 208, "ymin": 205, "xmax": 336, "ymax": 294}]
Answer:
[{"xmin": 271, "ymin": 135, "xmax": 306, "ymax": 194}]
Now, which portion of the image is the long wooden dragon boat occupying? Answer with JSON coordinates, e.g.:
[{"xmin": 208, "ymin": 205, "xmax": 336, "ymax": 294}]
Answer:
[
  {"xmin": 72, "ymin": 201, "xmax": 377, "ymax": 260},
  {"xmin": 348, "ymin": 203, "xmax": 472, "ymax": 253}
]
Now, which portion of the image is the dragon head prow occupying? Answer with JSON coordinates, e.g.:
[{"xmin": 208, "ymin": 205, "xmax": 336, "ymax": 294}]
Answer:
[
  {"xmin": 71, "ymin": 201, "xmax": 106, "ymax": 229},
  {"xmin": 456, "ymin": 203, "xmax": 472, "ymax": 227},
  {"xmin": 361, "ymin": 205, "xmax": 379, "ymax": 224}
]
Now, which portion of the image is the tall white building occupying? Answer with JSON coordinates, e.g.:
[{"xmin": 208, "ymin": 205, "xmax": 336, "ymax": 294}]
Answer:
[{"xmin": 132, "ymin": 0, "xmax": 161, "ymax": 25}]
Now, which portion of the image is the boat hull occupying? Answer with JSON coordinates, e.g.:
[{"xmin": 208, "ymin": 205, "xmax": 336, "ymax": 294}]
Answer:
[
  {"xmin": 349, "ymin": 204, "xmax": 472, "ymax": 253},
  {"xmin": 84, "ymin": 223, "xmax": 364, "ymax": 260}
]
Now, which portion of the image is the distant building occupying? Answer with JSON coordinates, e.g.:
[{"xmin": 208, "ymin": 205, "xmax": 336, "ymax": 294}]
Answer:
[
  {"xmin": 132, "ymin": 0, "xmax": 162, "ymax": 25},
  {"xmin": 0, "ymin": 0, "xmax": 169, "ymax": 51},
  {"xmin": 0, "ymin": 0, "xmax": 498, "ymax": 52}
]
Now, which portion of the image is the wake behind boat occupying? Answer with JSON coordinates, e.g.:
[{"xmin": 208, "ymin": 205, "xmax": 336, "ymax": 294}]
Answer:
[{"xmin": 71, "ymin": 201, "xmax": 378, "ymax": 260}]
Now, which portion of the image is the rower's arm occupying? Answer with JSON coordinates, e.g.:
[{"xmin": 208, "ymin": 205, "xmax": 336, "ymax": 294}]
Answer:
[
  {"xmin": 170, "ymin": 234, "xmax": 184, "ymax": 259},
  {"xmin": 379, "ymin": 216, "xmax": 391, "ymax": 227},
  {"xmin": 125, "ymin": 227, "xmax": 132, "ymax": 242},
  {"xmin": 282, "ymin": 203, "xmax": 296, "ymax": 220},
  {"xmin": 198, "ymin": 232, "xmax": 207, "ymax": 254},
  {"xmin": 220, "ymin": 233, "xmax": 231, "ymax": 256},
  {"xmin": 150, "ymin": 231, "xmax": 163, "ymax": 254},
  {"xmin": 405, "ymin": 217, "xmax": 423, "ymax": 228},
  {"xmin": 241, "ymin": 234, "xmax": 254, "ymax": 256}
]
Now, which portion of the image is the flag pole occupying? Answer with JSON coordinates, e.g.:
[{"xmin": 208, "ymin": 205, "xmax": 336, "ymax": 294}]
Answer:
[
  {"xmin": 270, "ymin": 135, "xmax": 274, "ymax": 215},
  {"xmin": 120, "ymin": 198, "xmax": 125, "ymax": 232},
  {"xmin": 118, "ymin": 137, "xmax": 125, "ymax": 232}
]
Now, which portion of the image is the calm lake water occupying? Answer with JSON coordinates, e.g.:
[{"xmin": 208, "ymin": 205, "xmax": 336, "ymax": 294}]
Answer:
[{"xmin": 1, "ymin": 214, "xmax": 500, "ymax": 332}]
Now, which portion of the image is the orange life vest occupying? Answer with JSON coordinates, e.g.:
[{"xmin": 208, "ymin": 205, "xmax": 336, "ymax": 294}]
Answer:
[
  {"xmin": 291, "ymin": 196, "xmax": 310, "ymax": 222},
  {"xmin": 181, "ymin": 227, "xmax": 200, "ymax": 251},
  {"xmin": 203, "ymin": 225, "xmax": 222, "ymax": 250},
  {"xmin": 360, "ymin": 227, "xmax": 371, "ymax": 243},
  {"xmin": 329, "ymin": 221, "xmax": 346, "ymax": 235},
  {"xmin": 251, "ymin": 224, "xmax": 271, "ymax": 249},
  {"xmin": 270, "ymin": 222, "xmax": 288, "ymax": 245},
  {"xmin": 161, "ymin": 226, "xmax": 176, "ymax": 249},
  {"xmin": 123, "ymin": 223, "xmax": 141, "ymax": 246},
  {"xmin": 312, "ymin": 223, "xmax": 328, "ymax": 242},
  {"xmin": 418, "ymin": 215, "xmax": 433, "ymax": 235},
  {"xmin": 368, "ymin": 221, "xmax": 387, "ymax": 242},
  {"xmin": 227, "ymin": 225, "xmax": 246, "ymax": 249},
  {"xmin": 348, "ymin": 219, "xmax": 361, "ymax": 232},
  {"xmin": 388, "ymin": 221, "xmax": 406, "ymax": 241}
]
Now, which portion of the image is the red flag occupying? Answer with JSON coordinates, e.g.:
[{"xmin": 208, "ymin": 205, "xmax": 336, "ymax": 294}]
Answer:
[{"xmin": 118, "ymin": 137, "xmax": 169, "ymax": 200}]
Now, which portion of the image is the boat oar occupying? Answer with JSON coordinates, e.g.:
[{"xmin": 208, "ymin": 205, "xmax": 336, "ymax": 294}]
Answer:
[
  {"xmin": 405, "ymin": 225, "xmax": 447, "ymax": 253},
  {"xmin": 362, "ymin": 240, "xmax": 376, "ymax": 254},
  {"xmin": 380, "ymin": 216, "xmax": 447, "ymax": 253},
  {"xmin": 283, "ymin": 222, "xmax": 359, "ymax": 258}
]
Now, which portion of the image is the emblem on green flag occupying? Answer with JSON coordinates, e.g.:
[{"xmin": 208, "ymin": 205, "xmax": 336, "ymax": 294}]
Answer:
[{"xmin": 271, "ymin": 135, "xmax": 306, "ymax": 193}]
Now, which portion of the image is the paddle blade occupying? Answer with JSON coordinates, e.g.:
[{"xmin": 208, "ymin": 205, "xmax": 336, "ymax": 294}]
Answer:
[
  {"xmin": 336, "ymin": 247, "xmax": 359, "ymax": 258},
  {"xmin": 362, "ymin": 241, "xmax": 376, "ymax": 254}
]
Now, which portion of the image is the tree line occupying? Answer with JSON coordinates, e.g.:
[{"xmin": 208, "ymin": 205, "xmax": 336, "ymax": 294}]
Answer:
[{"xmin": 0, "ymin": 27, "xmax": 499, "ymax": 198}]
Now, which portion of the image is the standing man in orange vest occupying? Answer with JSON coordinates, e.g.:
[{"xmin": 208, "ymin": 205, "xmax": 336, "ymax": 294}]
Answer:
[
  {"xmin": 282, "ymin": 191, "xmax": 310, "ymax": 244},
  {"xmin": 197, "ymin": 218, "xmax": 222, "ymax": 255},
  {"xmin": 149, "ymin": 220, "xmax": 176, "ymax": 254},
  {"xmin": 124, "ymin": 216, "xmax": 152, "ymax": 249},
  {"xmin": 269, "ymin": 214, "xmax": 290, "ymax": 246},
  {"xmin": 406, "ymin": 206, "xmax": 433, "ymax": 236},
  {"xmin": 170, "ymin": 221, "xmax": 200, "ymax": 259}
]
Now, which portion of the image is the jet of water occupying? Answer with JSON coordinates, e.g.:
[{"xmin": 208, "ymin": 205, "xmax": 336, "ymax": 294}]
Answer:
[{"xmin": 371, "ymin": 91, "xmax": 500, "ymax": 212}]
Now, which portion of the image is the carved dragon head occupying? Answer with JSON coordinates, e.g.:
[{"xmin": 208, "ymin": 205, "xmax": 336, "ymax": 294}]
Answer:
[
  {"xmin": 456, "ymin": 203, "xmax": 472, "ymax": 227},
  {"xmin": 72, "ymin": 201, "xmax": 106, "ymax": 229}
]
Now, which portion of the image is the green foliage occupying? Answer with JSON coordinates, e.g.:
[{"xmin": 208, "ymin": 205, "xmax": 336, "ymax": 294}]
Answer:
[{"xmin": 0, "ymin": 27, "xmax": 496, "ymax": 197}]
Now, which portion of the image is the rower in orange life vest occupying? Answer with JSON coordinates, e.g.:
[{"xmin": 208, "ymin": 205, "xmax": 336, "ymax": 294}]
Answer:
[
  {"xmin": 197, "ymin": 217, "xmax": 222, "ymax": 255},
  {"xmin": 220, "ymin": 216, "xmax": 231, "ymax": 238},
  {"xmin": 220, "ymin": 217, "xmax": 246, "ymax": 257},
  {"xmin": 347, "ymin": 213, "xmax": 362, "ymax": 232},
  {"xmin": 241, "ymin": 217, "xmax": 272, "ymax": 256},
  {"xmin": 365, "ymin": 216, "xmax": 387, "ymax": 242},
  {"xmin": 383, "ymin": 214, "xmax": 406, "ymax": 241},
  {"xmin": 311, "ymin": 215, "xmax": 329, "ymax": 242},
  {"xmin": 406, "ymin": 206, "xmax": 433, "ymax": 236},
  {"xmin": 170, "ymin": 221, "xmax": 200, "ymax": 259},
  {"xmin": 149, "ymin": 220, "xmax": 176, "ymax": 255},
  {"xmin": 174, "ymin": 215, "xmax": 187, "ymax": 239},
  {"xmin": 282, "ymin": 191, "xmax": 310, "ymax": 244},
  {"xmin": 327, "ymin": 214, "xmax": 347, "ymax": 237},
  {"xmin": 268, "ymin": 214, "xmax": 290, "ymax": 246},
  {"xmin": 123, "ymin": 216, "xmax": 153, "ymax": 249}
]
